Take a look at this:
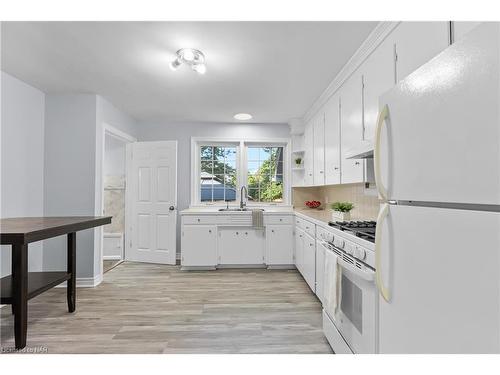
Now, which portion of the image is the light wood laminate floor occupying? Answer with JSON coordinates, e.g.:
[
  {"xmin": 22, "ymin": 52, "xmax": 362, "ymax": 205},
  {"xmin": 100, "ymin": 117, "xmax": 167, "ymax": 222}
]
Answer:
[{"xmin": 1, "ymin": 262, "xmax": 332, "ymax": 354}]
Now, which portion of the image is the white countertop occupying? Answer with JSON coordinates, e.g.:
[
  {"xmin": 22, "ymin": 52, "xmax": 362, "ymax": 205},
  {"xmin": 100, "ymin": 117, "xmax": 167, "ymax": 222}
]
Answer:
[{"xmin": 181, "ymin": 206, "xmax": 295, "ymax": 215}]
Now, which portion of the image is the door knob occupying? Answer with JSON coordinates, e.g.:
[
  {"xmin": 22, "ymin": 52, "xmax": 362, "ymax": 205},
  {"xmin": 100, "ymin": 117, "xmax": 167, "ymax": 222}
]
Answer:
[{"xmin": 169, "ymin": 206, "xmax": 175, "ymax": 211}]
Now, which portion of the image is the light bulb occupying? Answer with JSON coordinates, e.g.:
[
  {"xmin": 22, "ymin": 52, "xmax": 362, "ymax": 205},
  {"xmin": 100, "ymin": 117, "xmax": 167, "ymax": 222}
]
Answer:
[
  {"xmin": 234, "ymin": 113, "xmax": 253, "ymax": 121},
  {"xmin": 193, "ymin": 63, "xmax": 206, "ymax": 74},
  {"xmin": 169, "ymin": 58, "xmax": 181, "ymax": 71},
  {"xmin": 182, "ymin": 49, "xmax": 195, "ymax": 62}
]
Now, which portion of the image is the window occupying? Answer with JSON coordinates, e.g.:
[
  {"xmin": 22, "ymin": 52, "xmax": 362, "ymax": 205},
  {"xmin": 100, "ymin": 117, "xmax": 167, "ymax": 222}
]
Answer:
[
  {"xmin": 200, "ymin": 145, "xmax": 237, "ymax": 203},
  {"xmin": 192, "ymin": 138, "xmax": 289, "ymax": 206},
  {"xmin": 247, "ymin": 146, "xmax": 284, "ymax": 203}
]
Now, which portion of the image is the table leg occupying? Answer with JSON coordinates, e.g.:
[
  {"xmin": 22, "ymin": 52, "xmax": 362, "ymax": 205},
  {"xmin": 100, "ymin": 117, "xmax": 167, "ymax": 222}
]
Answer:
[
  {"xmin": 67, "ymin": 232, "xmax": 76, "ymax": 313},
  {"xmin": 12, "ymin": 243, "xmax": 28, "ymax": 349}
]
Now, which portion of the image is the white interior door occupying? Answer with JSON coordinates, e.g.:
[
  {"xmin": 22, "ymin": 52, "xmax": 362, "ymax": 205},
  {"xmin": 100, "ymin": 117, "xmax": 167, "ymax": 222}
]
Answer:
[{"xmin": 127, "ymin": 141, "xmax": 177, "ymax": 264}]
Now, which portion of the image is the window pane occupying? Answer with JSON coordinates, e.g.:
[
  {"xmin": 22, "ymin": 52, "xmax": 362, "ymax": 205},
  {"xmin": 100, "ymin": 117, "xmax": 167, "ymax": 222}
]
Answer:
[
  {"xmin": 260, "ymin": 147, "xmax": 271, "ymax": 161},
  {"xmin": 247, "ymin": 161, "xmax": 260, "ymax": 174},
  {"xmin": 201, "ymin": 146, "xmax": 213, "ymax": 160},
  {"xmin": 225, "ymin": 148, "xmax": 237, "ymax": 161},
  {"xmin": 261, "ymin": 181, "xmax": 283, "ymax": 202},
  {"xmin": 224, "ymin": 160, "xmax": 236, "ymax": 174},
  {"xmin": 201, "ymin": 161, "xmax": 213, "ymax": 174},
  {"xmin": 247, "ymin": 147, "xmax": 260, "ymax": 161},
  {"xmin": 248, "ymin": 188, "xmax": 259, "ymax": 202}
]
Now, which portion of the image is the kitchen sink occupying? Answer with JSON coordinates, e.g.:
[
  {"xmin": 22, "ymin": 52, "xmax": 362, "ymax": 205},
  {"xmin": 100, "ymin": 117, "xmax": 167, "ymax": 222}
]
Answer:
[{"xmin": 217, "ymin": 208, "xmax": 265, "ymax": 212}]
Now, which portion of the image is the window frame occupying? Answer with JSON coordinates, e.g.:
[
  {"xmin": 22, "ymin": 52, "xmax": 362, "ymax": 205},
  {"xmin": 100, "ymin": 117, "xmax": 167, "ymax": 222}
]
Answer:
[{"xmin": 191, "ymin": 137, "xmax": 291, "ymax": 207}]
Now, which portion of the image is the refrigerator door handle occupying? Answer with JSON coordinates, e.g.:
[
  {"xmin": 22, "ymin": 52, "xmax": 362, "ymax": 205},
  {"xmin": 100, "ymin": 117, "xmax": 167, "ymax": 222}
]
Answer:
[
  {"xmin": 375, "ymin": 203, "xmax": 391, "ymax": 302},
  {"xmin": 374, "ymin": 104, "xmax": 389, "ymax": 201}
]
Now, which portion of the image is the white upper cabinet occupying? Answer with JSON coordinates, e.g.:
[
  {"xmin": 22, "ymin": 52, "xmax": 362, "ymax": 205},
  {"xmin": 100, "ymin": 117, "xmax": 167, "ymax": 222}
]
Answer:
[
  {"xmin": 324, "ymin": 93, "xmax": 341, "ymax": 185},
  {"xmin": 362, "ymin": 36, "xmax": 395, "ymax": 142},
  {"xmin": 453, "ymin": 22, "xmax": 482, "ymax": 42},
  {"xmin": 304, "ymin": 119, "xmax": 314, "ymax": 186},
  {"xmin": 340, "ymin": 72, "xmax": 364, "ymax": 184},
  {"xmin": 313, "ymin": 113, "xmax": 325, "ymax": 185},
  {"xmin": 393, "ymin": 22, "xmax": 450, "ymax": 82}
]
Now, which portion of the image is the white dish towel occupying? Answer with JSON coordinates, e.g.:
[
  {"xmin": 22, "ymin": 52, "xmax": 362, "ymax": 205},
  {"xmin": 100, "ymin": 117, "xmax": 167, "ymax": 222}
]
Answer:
[
  {"xmin": 252, "ymin": 209, "xmax": 264, "ymax": 229},
  {"xmin": 323, "ymin": 248, "xmax": 342, "ymax": 321}
]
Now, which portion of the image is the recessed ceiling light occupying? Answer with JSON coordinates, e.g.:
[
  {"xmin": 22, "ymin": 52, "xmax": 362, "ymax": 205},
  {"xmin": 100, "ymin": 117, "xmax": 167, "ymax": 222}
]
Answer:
[
  {"xmin": 170, "ymin": 48, "xmax": 206, "ymax": 74},
  {"xmin": 234, "ymin": 113, "xmax": 253, "ymax": 121}
]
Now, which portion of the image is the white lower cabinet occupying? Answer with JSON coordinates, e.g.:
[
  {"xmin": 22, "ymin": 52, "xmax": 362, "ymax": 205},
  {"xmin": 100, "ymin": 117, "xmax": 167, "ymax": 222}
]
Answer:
[
  {"xmin": 295, "ymin": 227, "xmax": 305, "ymax": 274},
  {"xmin": 302, "ymin": 233, "xmax": 316, "ymax": 293},
  {"xmin": 315, "ymin": 240, "xmax": 326, "ymax": 304},
  {"xmin": 265, "ymin": 225, "xmax": 294, "ymax": 265},
  {"xmin": 218, "ymin": 228, "xmax": 265, "ymax": 265},
  {"xmin": 181, "ymin": 225, "xmax": 217, "ymax": 266}
]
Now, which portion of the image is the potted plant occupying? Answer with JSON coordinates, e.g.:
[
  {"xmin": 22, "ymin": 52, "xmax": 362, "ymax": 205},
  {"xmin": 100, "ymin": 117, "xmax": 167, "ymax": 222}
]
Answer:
[
  {"xmin": 330, "ymin": 202, "xmax": 354, "ymax": 221},
  {"xmin": 294, "ymin": 157, "xmax": 302, "ymax": 167}
]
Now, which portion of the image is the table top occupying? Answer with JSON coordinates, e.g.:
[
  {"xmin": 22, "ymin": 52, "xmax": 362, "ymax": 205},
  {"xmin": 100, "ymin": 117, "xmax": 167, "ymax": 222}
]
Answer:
[{"xmin": 0, "ymin": 216, "xmax": 112, "ymax": 245}]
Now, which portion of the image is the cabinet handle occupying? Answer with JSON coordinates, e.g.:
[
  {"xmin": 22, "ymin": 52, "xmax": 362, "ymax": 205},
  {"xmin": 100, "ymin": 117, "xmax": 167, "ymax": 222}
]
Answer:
[
  {"xmin": 197, "ymin": 218, "xmax": 201, "ymax": 222},
  {"xmin": 245, "ymin": 232, "xmax": 248, "ymax": 235},
  {"xmin": 279, "ymin": 218, "xmax": 283, "ymax": 222},
  {"xmin": 355, "ymin": 161, "xmax": 360, "ymax": 165},
  {"xmin": 334, "ymin": 167, "xmax": 339, "ymax": 170},
  {"xmin": 208, "ymin": 229, "xmax": 212, "ymax": 233},
  {"xmin": 320, "ymin": 171, "xmax": 324, "ymax": 174},
  {"xmin": 271, "ymin": 229, "xmax": 275, "ymax": 233},
  {"xmin": 236, "ymin": 232, "xmax": 239, "ymax": 235}
]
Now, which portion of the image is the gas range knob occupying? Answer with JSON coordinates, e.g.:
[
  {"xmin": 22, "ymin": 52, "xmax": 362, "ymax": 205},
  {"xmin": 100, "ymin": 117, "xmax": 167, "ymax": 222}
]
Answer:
[
  {"xmin": 355, "ymin": 247, "xmax": 366, "ymax": 260},
  {"xmin": 345, "ymin": 243, "xmax": 355, "ymax": 255}
]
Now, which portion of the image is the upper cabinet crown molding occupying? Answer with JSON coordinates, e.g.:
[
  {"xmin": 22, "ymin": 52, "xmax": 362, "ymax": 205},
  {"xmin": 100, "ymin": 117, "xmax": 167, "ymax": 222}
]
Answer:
[{"xmin": 302, "ymin": 21, "xmax": 400, "ymax": 124}]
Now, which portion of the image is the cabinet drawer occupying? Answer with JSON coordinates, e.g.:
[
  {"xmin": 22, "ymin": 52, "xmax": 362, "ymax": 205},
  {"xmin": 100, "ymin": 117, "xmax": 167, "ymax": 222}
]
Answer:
[
  {"xmin": 264, "ymin": 215, "xmax": 294, "ymax": 225},
  {"xmin": 182, "ymin": 216, "xmax": 217, "ymax": 225},
  {"xmin": 299, "ymin": 219, "xmax": 316, "ymax": 238}
]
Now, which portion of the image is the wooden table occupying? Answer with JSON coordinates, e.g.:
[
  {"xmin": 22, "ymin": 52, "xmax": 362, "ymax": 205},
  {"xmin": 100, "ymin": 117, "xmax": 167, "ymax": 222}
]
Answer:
[{"xmin": 0, "ymin": 216, "xmax": 111, "ymax": 349}]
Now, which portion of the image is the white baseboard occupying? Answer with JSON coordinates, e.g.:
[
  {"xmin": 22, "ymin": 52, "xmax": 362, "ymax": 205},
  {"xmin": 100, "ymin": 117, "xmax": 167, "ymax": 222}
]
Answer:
[
  {"xmin": 56, "ymin": 273, "xmax": 103, "ymax": 288},
  {"xmin": 103, "ymin": 255, "xmax": 121, "ymax": 260}
]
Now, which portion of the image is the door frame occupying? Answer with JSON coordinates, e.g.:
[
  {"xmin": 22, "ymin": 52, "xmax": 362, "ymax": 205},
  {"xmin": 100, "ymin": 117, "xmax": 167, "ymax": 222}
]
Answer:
[{"xmin": 96, "ymin": 123, "xmax": 136, "ymax": 281}]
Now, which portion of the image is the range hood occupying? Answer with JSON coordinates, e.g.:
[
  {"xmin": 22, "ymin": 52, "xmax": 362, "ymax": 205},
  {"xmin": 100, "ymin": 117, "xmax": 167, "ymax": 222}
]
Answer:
[{"xmin": 345, "ymin": 140, "xmax": 374, "ymax": 159}]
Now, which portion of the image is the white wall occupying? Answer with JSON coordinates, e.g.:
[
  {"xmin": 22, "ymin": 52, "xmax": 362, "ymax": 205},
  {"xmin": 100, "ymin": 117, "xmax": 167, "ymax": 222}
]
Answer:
[
  {"xmin": 104, "ymin": 135, "xmax": 126, "ymax": 176},
  {"xmin": 43, "ymin": 94, "xmax": 137, "ymax": 280},
  {"xmin": 137, "ymin": 121, "xmax": 291, "ymax": 254},
  {"xmin": 1, "ymin": 72, "xmax": 45, "ymax": 277},
  {"xmin": 43, "ymin": 94, "xmax": 97, "ymax": 278}
]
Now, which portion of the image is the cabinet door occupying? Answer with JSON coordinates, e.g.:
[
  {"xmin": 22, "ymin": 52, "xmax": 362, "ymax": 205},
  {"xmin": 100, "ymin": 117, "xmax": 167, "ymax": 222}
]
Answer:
[
  {"xmin": 218, "ymin": 228, "xmax": 265, "ymax": 265},
  {"xmin": 315, "ymin": 240, "xmax": 326, "ymax": 304},
  {"xmin": 181, "ymin": 225, "xmax": 217, "ymax": 266},
  {"xmin": 324, "ymin": 93, "xmax": 341, "ymax": 185},
  {"xmin": 453, "ymin": 22, "xmax": 482, "ymax": 42},
  {"xmin": 303, "ymin": 233, "xmax": 316, "ymax": 293},
  {"xmin": 362, "ymin": 35, "xmax": 395, "ymax": 142},
  {"xmin": 304, "ymin": 120, "xmax": 314, "ymax": 186},
  {"xmin": 340, "ymin": 72, "xmax": 364, "ymax": 184},
  {"xmin": 266, "ymin": 225, "xmax": 294, "ymax": 265},
  {"xmin": 313, "ymin": 113, "xmax": 325, "ymax": 185},
  {"xmin": 295, "ymin": 227, "xmax": 305, "ymax": 273},
  {"xmin": 394, "ymin": 22, "xmax": 449, "ymax": 82}
]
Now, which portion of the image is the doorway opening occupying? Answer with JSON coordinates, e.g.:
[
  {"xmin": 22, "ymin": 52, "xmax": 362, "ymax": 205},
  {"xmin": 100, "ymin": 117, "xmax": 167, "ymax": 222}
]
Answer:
[{"xmin": 102, "ymin": 127, "xmax": 135, "ymax": 273}]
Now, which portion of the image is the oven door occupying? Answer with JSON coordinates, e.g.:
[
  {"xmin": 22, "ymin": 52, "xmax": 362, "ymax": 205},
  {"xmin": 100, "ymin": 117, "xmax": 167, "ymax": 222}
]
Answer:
[{"xmin": 335, "ymin": 256, "xmax": 378, "ymax": 354}]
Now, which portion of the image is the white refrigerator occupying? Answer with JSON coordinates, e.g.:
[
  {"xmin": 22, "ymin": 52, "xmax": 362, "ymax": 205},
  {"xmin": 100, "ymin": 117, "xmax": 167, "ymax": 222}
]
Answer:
[{"xmin": 374, "ymin": 23, "xmax": 500, "ymax": 353}]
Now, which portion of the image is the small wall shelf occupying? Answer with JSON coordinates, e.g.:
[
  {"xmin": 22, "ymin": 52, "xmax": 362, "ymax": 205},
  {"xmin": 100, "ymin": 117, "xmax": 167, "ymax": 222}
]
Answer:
[
  {"xmin": 292, "ymin": 167, "xmax": 305, "ymax": 171},
  {"xmin": 292, "ymin": 150, "xmax": 305, "ymax": 154}
]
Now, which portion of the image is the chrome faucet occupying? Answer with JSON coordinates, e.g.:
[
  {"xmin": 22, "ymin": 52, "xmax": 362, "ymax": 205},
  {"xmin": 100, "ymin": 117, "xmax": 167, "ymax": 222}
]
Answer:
[{"xmin": 240, "ymin": 186, "xmax": 248, "ymax": 209}]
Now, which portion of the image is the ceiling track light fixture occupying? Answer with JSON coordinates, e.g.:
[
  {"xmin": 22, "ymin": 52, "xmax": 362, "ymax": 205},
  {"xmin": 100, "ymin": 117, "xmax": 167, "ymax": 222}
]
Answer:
[{"xmin": 170, "ymin": 48, "xmax": 207, "ymax": 74}]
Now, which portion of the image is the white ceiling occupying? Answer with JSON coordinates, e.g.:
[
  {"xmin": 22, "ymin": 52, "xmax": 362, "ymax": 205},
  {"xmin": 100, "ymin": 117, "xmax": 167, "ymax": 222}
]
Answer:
[{"xmin": 1, "ymin": 21, "xmax": 377, "ymax": 124}]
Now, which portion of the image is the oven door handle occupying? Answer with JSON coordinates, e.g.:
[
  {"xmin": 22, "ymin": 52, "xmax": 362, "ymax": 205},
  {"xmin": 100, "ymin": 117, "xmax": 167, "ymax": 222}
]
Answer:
[{"xmin": 336, "ymin": 254, "xmax": 375, "ymax": 282}]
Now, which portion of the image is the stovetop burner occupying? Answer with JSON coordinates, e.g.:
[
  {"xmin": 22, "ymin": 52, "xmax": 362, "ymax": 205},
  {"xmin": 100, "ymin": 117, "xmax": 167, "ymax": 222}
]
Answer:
[{"xmin": 328, "ymin": 220, "xmax": 377, "ymax": 243}]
